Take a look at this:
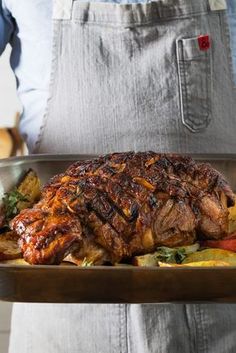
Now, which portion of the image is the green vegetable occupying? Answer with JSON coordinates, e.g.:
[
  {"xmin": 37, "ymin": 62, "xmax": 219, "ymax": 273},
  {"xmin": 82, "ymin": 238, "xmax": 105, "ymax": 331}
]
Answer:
[
  {"xmin": 155, "ymin": 247, "xmax": 187, "ymax": 264},
  {"xmin": 176, "ymin": 242, "xmax": 200, "ymax": 254},
  {"xmin": 133, "ymin": 243, "xmax": 200, "ymax": 266},
  {"xmin": 2, "ymin": 188, "xmax": 28, "ymax": 222},
  {"xmin": 81, "ymin": 257, "xmax": 94, "ymax": 267}
]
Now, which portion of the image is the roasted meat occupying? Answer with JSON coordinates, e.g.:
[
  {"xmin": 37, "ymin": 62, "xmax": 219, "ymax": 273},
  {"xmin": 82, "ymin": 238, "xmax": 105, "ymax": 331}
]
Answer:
[{"xmin": 11, "ymin": 152, "xmax": 235, "ymax": 265}]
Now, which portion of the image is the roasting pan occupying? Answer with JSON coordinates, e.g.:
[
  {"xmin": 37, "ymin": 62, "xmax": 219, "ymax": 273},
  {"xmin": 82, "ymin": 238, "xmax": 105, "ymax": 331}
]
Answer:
[{"xmin": 1, "ymin": 154, "xmax": 236, "ymax": 303}]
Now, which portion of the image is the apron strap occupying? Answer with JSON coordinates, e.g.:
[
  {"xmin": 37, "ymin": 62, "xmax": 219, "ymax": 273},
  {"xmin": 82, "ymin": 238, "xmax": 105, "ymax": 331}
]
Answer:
[
  {"xmin": 52, "ymin": 0, "xmax": 227, "ymax": 21},
  {"xmin": 208, "ymin": 0, "xmax": 227, "ymax": 11},
  {"xmin": 53, "ymin": 0, "xmax": 73, "ymax": 20}
]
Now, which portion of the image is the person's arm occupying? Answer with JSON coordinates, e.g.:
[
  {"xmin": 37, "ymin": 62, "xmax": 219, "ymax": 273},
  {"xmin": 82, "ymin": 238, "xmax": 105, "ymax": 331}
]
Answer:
[
  {"xmin": 227, "ymin": 0, "xmax": 236, "ymax": 84},
  {"xmin": 0, "ymin": 0, "xmax": 14, "ymax": 55}
]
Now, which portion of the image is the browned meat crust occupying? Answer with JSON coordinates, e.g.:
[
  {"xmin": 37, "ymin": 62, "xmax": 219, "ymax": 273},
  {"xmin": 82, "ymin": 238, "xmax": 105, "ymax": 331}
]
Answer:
[{"xmin": 11, "ymin": 152, "xmax": 234, "ymax": 265}]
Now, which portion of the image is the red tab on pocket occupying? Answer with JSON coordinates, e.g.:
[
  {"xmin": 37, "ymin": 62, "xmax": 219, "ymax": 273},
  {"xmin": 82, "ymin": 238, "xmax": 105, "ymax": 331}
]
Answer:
[{"xmin": 198, "ymin": 35, "xmax": 211, "ymax": 51}]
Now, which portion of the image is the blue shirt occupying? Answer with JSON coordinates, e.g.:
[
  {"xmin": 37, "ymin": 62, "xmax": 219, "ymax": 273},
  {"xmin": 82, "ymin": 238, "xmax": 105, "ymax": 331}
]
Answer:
[
  {"xmin": 227, "ymin": 0, "xmax": 236, "ymax": 85},
  {"xmin": 0, "ymin": 0, "xmax": 53, "ymax": 151},
  {"xmin": 0, "ymin": 0, "xmax": 236, "ymax": 152}
]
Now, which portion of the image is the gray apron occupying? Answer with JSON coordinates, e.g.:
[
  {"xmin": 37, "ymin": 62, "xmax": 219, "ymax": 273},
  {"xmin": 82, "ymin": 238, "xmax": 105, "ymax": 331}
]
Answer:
[
  {"xmin": 34, "ymin": 0, "xmax": 236, "ymax": 154},
  {"xmin": 10, "ymin": 0, "xmax": 236, "ymax": 352}
]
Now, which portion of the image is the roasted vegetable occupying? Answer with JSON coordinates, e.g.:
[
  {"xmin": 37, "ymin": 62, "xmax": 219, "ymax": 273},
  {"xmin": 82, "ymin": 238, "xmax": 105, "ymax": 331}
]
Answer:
[
  {"xmin": 0, "ymin": 258, "xmax": 29, "ymax": 265},
  {"xmin": 0, "ymin": 169, "xmax": 41, "ymax": 262},
  {"xmin": 15, "ymin": 169, "xmax": 41, "ymax": 211},
  {"xmin": 81, "ymin": 257, "xmax": 94, "ymax": 267},
  {"xmin": 2, "ymin": 189, "xmax": 28, "ymax": 223},
  {"xmin": 133, "ymin": 253, "xmax": 159, "ymax": 267},
  {"xmin": 158, "ymin": 260, "xmax": 230, "ymax": 267},
  {"xmin": 183, "ymin": 248, "xmax": 236, "ymax": 266},
  {"xmin": 1, "ymin": 169, "xmax": 41, "ymax": 227},
  {"xmin": 201, "ymin": 237, "xmax": 236, "ymax": 252},
  {"xmin": 133, "ymin": 243, "xmax": 200, "ymax": 266},
  {"xmin": 0, "ymin": 231, "xmax": 22, "ymax": 261}
]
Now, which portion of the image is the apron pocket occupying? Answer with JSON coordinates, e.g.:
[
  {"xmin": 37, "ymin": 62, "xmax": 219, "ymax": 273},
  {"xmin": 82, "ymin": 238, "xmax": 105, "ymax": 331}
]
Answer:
[{"xmin": 176, "ymin": 35, "xmax": 212, "ymax": 133}]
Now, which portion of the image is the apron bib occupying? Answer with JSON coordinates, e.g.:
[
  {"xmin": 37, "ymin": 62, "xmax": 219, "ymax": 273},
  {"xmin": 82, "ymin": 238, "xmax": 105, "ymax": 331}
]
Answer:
[
  {"xmin": 10, "ymin": 1, "xmax": 236, "ymax": 353},
  {"xmin": 35, "ymin": 0, "xmax": 236, "ymax": 154}
]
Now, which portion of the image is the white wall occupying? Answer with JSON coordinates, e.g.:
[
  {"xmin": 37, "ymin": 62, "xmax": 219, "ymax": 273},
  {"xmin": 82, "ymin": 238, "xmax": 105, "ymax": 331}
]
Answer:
[
  {"xmin": 0, "ymin": 45, "xmax": 19, "ymax": 353},
  {"xmin": 0, "ymin": 45, "xmax": 22, "ymax": 127}
]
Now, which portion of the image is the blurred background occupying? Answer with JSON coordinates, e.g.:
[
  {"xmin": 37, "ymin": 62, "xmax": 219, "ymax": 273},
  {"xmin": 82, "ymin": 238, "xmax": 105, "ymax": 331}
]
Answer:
[
  {"xmin": 0, "ymin": 44, "xmax": 22, "ymax": 353},
  {"xmin": 0, "ymin": 45, "xmax": 24, "ymax": 160}
]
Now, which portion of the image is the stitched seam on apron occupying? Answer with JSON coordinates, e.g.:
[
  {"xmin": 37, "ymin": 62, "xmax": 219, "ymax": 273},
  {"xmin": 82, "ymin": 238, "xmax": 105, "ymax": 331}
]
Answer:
[
  {"xmin": 183, "ymin": 305, "xmax": 196, "ymax": 353},
  {"xmin": 194, "ymin": 305, "xmax": 209, "ymax": 353},
  {"xmin": 71, "ymin": 0, "xmax": 216, "ymax": 19},
  {"xmin": 68, "ymin": 12, "xmax": 210, "ymax": 27},
  {"xmin": 125, "ymin": 304, "xmax": 129, "ymax": 353},
  {"xmin": 184, "ymin": 52, "xmax": 211, "ymax": 130},
  {"xmin": 181, "ymin": 58, "xmax": 190, "ymax": 129},
  {"xmin": 34, "ymin": 21, "xmax": 60, "ymax": 153},
  {"xmin": 218, "ymin": 11, "xmax": 236, "ymax": 89},
  {"xmin": 177, "ymin": 40, "xmax": 211, "ymax": 133},
  {"xmin": 119, "ymin": 304, "xmax": 128, "ymax": 353}
]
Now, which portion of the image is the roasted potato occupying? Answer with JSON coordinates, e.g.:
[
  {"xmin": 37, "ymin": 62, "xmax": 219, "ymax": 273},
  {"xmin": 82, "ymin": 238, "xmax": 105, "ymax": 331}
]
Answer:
[
  {"xmin": 0, "ymin": 231, "xmax": 22, "ymax": 261},
  {"xmin": 133, "ymin": 243, "xmax": 200, "ymax": 267},
  {"xmin": 158, "ymin": 260, "xmax": 230, "ymax": 267},
  {"xmin": 183, "ymin": 248, "xmax": 236, "ymax": 266},
  {"xmin": 16, "ymin": 169, "xmax": 41, "ymax": 211},
  {"xmin": 0, "ymin": 258, "xmax": 29, "ymax": 265},
  {"xmin": 133, "ymin": 253, "xmax": 158, "ymax": 267},
  {"xmin": 1, "ymin": 169, "xmax": 41, "ymax": 227},
  {"xmin": 0, "ymin": 169, "xmax": 41, "ymax": 263}
]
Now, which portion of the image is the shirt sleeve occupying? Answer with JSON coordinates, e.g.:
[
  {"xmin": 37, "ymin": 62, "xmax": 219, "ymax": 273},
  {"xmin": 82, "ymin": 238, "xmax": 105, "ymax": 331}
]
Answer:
[
  {"xmin": 0, "ymin": 0, "xmax": 14, "ymax": 55},
  {"xmin": 227, "ymin": 0, "xmax": 236, "ymax": 84}
]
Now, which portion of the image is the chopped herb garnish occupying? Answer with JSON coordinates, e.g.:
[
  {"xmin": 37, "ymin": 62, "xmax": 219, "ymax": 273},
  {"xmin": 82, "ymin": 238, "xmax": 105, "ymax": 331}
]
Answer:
[
  {"xmin": 2, "ymin": 188, "xmax": 28, "ymax": 222},
  {"xmin": 155, "ymin": 246, "xmax": 187, "ymax": 264},
  {"xmin": 81, "ymin": 257, "xmax": 94, "ymax": 267}
]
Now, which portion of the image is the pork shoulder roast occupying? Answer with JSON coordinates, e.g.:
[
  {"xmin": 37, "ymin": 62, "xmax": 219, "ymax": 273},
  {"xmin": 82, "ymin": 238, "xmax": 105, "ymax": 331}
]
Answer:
[{"xmin": 11, "ymin": 152, "xmax": 235, "ymax": 265}]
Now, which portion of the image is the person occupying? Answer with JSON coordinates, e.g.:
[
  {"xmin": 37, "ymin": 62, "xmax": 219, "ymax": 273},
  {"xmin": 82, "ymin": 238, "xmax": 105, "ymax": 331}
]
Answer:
[
  {"xmin": 227, "ymin": 0, "xmax": 236, "ymax": 85},
  {"xmin": 1, "ymin": 0, "xmax": 236, "ymax": 352}
]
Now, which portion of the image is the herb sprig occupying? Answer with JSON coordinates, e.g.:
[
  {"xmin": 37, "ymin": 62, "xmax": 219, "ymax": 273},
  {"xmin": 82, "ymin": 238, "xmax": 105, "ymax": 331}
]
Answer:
[
  {"xmin": 2, "ymin": 188, "xmax": 28, "ymax": 222},
  {"xmin": 81, "ymin": 257, "xmax": 94, "ymax": 267},
  {"xmin": 155, "ymin": 247, "xmax": 187, "ymax": 264}
]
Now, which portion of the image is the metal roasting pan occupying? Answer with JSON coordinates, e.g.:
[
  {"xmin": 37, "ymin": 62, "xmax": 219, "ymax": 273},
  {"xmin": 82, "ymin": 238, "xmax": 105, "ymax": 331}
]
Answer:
[{"xmin": 1, "ymin": 154, "xmax": 236, "ymax": 303}]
